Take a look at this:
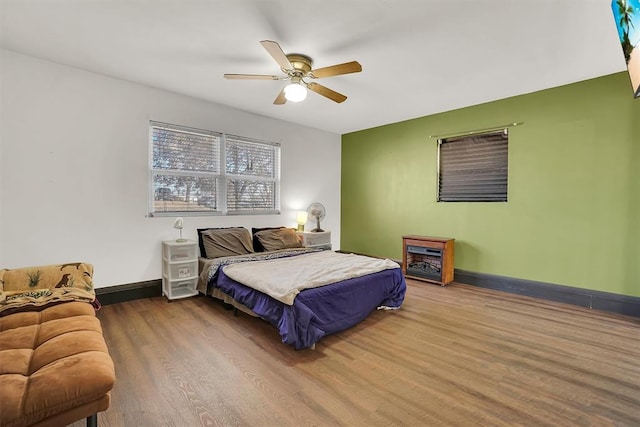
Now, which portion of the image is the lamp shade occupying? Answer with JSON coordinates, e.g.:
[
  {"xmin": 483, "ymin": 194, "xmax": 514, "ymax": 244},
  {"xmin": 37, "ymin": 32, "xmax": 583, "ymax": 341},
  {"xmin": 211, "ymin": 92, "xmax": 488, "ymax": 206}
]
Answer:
[
  {"xmin": 296, "ymin": 211, "xmax": 308, "ymax": 225},
  {"xmin": 173, "ymin": 217, "xmax": 184, "ymax": 230}
]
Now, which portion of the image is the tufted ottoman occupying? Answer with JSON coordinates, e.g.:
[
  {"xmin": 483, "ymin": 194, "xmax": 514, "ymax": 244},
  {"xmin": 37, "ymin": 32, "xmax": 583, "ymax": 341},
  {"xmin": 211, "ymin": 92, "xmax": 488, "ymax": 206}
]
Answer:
[{"xmin": 0, "ymin": 301, "xmax": 115, "ymax": 427}]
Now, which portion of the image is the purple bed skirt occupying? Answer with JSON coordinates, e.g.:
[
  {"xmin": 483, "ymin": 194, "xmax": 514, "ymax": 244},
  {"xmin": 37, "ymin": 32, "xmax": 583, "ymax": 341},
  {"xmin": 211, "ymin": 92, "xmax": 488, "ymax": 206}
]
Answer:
[{"xmin": 214, "ymin": 267, "xmax": 406, "ymax": 349}]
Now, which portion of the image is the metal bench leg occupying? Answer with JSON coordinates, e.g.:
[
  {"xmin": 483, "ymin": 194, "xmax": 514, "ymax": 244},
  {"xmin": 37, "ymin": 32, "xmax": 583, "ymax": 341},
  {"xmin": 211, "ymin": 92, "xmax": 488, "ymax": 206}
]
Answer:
[{"xmin": 87, "ymin": 414, "xmax": 97, "ymax": 427}]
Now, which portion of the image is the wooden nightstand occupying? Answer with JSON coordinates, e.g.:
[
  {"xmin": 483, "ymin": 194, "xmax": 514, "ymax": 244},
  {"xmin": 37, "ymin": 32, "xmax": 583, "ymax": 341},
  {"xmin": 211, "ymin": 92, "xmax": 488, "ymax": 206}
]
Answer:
[
  {"xmin": 297, "ymin": 231, "xmax": 332, "ymax": 250},
  {"xmin": 162, "ymin": 240, "xmax": 199, "ymax": 300}
]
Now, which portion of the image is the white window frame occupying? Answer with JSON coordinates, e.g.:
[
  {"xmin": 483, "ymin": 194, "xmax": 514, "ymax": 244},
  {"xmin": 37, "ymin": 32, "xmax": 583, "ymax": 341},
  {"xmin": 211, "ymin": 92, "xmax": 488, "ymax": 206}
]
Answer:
[{"xmin": 149, "ymin": 121, "xmax": 281, "ymax": 216}]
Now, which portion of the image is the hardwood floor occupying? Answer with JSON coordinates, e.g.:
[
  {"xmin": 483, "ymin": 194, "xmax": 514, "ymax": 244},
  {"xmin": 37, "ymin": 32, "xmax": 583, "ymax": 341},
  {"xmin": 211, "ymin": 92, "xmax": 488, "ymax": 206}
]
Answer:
[{"xmin": 72, "ymin": 281, "xmax": 640, "ymax": 426}]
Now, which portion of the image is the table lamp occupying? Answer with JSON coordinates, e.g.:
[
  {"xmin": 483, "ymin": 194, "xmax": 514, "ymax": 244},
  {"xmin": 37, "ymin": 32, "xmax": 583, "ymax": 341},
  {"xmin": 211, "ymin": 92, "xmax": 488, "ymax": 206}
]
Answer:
[
  {"xmin": 296, "ymin": 211, "xmax": 308, "ymax": 232},
  {"xmin": 174, "ymin": 217, "xmax": 186, "ymax": 242}
]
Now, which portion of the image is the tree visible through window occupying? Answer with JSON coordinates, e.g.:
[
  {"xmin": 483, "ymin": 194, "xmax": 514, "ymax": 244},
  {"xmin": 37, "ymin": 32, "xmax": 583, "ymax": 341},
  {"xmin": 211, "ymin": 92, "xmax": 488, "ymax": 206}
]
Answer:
[
  {"xmin": 150, "ymin": 121, "xmax": 280, "ymax": 215},
  {"xmin": 225, "ymin": 136, "xmax": 279, "ymax": 211},
  {"xmin": 437, "ymin": 130, "xmax": 508, "ymax": 202}
]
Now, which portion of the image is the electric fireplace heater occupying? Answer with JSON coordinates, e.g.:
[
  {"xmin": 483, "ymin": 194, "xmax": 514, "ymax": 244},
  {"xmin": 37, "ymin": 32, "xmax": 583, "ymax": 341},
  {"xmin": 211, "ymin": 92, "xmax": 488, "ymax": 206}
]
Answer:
[{"xmin": 406, "ymin": 245, "xmax": 443, "ymax": 283}]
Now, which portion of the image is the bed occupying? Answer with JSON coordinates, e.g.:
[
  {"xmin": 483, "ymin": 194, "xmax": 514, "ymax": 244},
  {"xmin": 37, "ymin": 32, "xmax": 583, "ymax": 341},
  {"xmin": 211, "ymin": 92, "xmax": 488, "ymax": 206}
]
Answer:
[{"xmin": 196, "ymin": 227, "xmax": 406, "ymax": 349}]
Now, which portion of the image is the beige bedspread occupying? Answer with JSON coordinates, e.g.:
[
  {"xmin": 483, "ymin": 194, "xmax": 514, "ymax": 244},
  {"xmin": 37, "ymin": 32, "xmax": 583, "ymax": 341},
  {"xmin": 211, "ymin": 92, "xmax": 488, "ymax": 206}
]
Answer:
[{"xmin": 222, "ymin": 251, "xmax": 399, "ymax": 305}]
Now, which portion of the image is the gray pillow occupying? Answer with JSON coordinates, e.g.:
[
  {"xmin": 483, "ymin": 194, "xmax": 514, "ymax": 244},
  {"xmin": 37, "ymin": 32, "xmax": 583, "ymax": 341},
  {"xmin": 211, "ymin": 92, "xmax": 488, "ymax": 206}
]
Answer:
[
  {"xmin": 255, "ymin": 228, "xmax": 302, "ymax": 252},
  {"xmin": 201, "ymin": 227, "xmax": 254, "ymax": 259}
]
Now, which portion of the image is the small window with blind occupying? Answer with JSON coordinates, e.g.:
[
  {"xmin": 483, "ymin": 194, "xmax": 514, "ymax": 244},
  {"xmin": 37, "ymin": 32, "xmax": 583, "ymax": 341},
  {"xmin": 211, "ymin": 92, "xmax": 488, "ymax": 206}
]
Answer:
[
  {"xmin": 437, "ymin": 130, "xmax": 508, "ymax": 202},
  {"xmin": 150, "ymin": 121, "xmax": 280, "ymax": 216}
]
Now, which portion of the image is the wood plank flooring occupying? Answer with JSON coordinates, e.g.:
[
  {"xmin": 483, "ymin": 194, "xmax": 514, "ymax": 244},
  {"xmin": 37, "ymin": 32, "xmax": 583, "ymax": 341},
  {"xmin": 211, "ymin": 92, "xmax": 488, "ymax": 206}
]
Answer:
[{"xmin": 71, "ymin": 281, "xmax": 640, "ymax": 426}]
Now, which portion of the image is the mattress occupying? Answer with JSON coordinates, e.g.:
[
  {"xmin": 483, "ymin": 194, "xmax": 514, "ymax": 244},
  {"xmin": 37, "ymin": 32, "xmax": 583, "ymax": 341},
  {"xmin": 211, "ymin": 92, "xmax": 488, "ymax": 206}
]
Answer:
[{"xmin": 201, "ymin": 250, "xmax": 406, "ymax": 349}]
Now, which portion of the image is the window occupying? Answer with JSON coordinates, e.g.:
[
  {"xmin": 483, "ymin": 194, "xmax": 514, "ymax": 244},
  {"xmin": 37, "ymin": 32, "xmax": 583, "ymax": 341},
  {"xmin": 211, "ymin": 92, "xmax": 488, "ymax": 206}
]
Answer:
[
  {"xmin": 437, "ymin": 130, "xmax": 508, "ymax": 202},
  {"xmin": 150, "ymin": 121, "xmax": 280, "ymax": 215}
]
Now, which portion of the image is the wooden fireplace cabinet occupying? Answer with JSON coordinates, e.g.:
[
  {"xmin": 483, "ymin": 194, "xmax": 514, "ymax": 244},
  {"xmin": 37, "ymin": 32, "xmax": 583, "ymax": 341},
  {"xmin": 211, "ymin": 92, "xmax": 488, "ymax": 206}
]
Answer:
[{"xmin": 402, "ymin": 235, "xmax": 455, "ymax": 286}]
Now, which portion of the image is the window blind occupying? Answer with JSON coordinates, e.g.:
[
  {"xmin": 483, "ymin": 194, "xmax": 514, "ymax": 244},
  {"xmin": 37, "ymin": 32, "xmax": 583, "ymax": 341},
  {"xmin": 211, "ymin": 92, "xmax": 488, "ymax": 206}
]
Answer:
[
  {"xmin": 149, "ymin": 122, "xmax": 280, "ymax": 215},
  {"xmin": 225, "ymin": 136, "xmax": 280, "ymax": 213},
  {"xmin": 152, "ymin": 125, "xmax": 220, "ymax": 173},
  {"xmin": 226, "ymin": 136, "xmax": 279, "ymax": 178},
  {"xmin": 438, "ymin": 131, "xmax": 508, "ymax": 202}
]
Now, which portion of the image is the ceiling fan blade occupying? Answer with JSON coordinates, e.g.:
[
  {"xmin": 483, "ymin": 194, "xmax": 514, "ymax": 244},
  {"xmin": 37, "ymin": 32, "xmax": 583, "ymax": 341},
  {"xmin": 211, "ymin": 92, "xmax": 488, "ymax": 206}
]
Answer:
[
  {"xmin": 307, "ymin": 82, "xmax": 348, "ymax": 103},
  {"xmin": 311, "ymin": 61, "xmax": 362, "ymax": 78},
  {"xmin": 273, "ymin": 88, "xmax": 287, "ymax": 105},
  {"xmin": 260, "ymin": 40, "xmax": 293, "ymax": 70},
  {"xmin": 224, "ymin": 74, "xmax": 281, "ymax": 80}
]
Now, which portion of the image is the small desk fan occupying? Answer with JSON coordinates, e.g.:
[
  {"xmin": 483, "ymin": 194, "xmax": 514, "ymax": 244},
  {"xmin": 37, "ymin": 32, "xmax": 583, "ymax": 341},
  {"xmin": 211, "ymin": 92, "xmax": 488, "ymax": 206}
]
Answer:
[{"xmin": 307, "ymin": 203, "xmax": 326, "ymax": 232}]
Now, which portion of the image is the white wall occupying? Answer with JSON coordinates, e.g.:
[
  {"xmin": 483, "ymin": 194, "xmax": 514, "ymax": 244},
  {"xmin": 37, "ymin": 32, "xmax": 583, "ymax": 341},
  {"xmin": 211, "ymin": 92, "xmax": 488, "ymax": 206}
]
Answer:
[{"xmin": 0, "ymin": 50, "xmax": 341, "ymax": 288}]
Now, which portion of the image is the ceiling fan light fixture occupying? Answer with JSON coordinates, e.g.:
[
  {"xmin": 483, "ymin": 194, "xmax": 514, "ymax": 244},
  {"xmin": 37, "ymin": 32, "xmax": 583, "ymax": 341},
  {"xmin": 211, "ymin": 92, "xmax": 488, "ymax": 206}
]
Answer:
[
  {"xmin": 284, "ymin": 78, "xmax": 307, "ymax": 102},
  {"xmin": 224, "ymin": 40, "xmax": 360, "ymax": 104}
]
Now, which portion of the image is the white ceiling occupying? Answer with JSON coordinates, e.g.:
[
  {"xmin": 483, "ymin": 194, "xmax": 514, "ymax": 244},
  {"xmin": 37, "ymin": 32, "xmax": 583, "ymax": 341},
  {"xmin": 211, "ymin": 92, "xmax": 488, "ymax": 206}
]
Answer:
[{"xmin": 0, "ymin": 0, "xmax": 626, "ymax": 135}]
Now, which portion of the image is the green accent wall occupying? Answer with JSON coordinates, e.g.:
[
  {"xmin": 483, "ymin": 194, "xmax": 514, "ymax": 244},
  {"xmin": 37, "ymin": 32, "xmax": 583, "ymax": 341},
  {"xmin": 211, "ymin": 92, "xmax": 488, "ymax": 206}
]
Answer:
[{"xmin": 341, "ymin": 72, "xmax": 640, "ymax": 297}]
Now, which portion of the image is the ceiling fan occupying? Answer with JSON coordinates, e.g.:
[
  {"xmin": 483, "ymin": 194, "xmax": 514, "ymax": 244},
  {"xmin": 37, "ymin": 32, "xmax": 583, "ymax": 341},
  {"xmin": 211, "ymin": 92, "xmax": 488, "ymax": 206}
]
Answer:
[{"xmin": 224, "ymin": 40, "xmax": 362, "ymax": 105}]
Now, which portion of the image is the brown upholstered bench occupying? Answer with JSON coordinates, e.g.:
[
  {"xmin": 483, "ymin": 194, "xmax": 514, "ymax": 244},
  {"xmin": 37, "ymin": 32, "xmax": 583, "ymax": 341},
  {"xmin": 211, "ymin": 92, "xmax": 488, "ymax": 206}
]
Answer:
[
  {"xmin": 0, "ymin": 302, "xmax": 115, "ymax": 427},
  {"xmin": 0, "ymin": 264, "xmax": 115, "ymax": 427}
]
